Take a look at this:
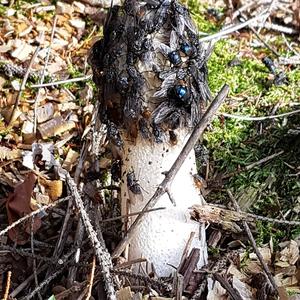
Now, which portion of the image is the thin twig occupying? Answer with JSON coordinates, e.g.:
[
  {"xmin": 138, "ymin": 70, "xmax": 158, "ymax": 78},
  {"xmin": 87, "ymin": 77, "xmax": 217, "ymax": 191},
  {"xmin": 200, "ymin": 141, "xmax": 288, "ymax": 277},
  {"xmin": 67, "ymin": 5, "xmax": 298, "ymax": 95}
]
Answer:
[
  {"xmin": 221, "ymin": 109, "xmax": 300, "ymax": 121},
  {"xmin": 67, "ymin": 217, "xmax": 84, "ymax": 287},
  {"xmin": 18, "ymin": 247, "xmax": 78, "ymax": 300},
  {"xmin": 0, "ymin": 245, "xmax": 56, "ymax": 263},
  {"xmin": 10, "ymin": 265, "xmax": 48, "ymax": 298},
  {"xmin": 101, "ymin": 207, "xmax": 166, "ymax": 223},
  {"xmin": 3, "ymin": 271, "xmax": 11, "ymax": 300},
  {"xmin": 243, "ymin": 16, "xmax": 280, "ymax": 57},
  {"xmin": 245, "ymin": 150, "xmax": 284, "ymax": 170},
  {"xmin": 213, "ymin": 273, "xmax": 243, "ymax": 300},
  {"xmin": 30, "ymin": 74, "xmax": 92, "ymax": 88},
  {"xmin": 281, "ymin": 33, "xmax": 300, "ymax": 57},
  {"xmin": 33, "ymin": 15, "xmax": 57, "ymax": 133},
  {"xmin": 253, "ymin": 22, "xmax": 298, "ymax": 35},
  {"xmin": 199, "ymin": 12, "xmax": 268, "ymax": 42},
  {"xmin": 65, "ymin": 172, "xmax": 116, "ymax": 300},
  {"xmin": 111, "ymin": 269, "xmax": 170, "ymax": 291},
  {"xmin": 22, "ymin": 266, "xmax": 66, "ymax": 300},
  {"xmin": 86, "ymin": 256, "xmax": 96, "ymax": 300},
  {"xmin": 222, "ymin": 150, "xmax": 284, "ymax": 179},
  {"xmin": 0, "ymin": 196, "xmax": 70, "ymax": 237},
  {"xmin": 112, "ymin": 84, "xmax": 229, "ymax": 258},
  {"xmin": 226, "ymin": 190, "xmax": 278, "ymax": 295},
  {"xmin": 8, "ymin": 45, "xmax": 41, "ymax": 125},
  {"xmin": 255, "ymin": 0, "xmax": 277, "ymax": 35},
  {"xmin": 44, "ymin": 196, "xmax": 73, "ymax": 286},
  {"xmin": 31, "ymin": 217, "xmax": 42, "ymax": 300}
]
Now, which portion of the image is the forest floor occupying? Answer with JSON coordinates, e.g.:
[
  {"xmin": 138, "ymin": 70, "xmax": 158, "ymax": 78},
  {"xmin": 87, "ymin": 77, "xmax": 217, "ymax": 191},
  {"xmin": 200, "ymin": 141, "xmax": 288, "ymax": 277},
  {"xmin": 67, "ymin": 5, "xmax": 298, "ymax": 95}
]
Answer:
[{"xmin": 0, "ymin": 0, "xmax": 299, "ymax": 299}]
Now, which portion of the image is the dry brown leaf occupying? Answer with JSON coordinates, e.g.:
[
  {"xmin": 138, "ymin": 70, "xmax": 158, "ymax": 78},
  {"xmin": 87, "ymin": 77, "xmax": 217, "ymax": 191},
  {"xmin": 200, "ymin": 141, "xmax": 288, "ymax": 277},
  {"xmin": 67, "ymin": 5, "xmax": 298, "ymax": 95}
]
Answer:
[
  {"xmin": 10, "ymin": 40, "xmax": 35, "ymax": 62},
  {"xmin": 36, "ymin": 102, "xmax": 55, "ymax": 123},
  {"xmin": 6, "ymin": 173, "xmax": 41, "ymax": 245},
  {"xmin": 243, "ymin": 260, "xmax": 263, "ymax": 275},
  {"xmin": 35, "ymin": 192, "xmax": 50, "ymax": 205},
  {"xmin": 292, "ymin": 0, "xmax": 300, "ymax": 29},
  {"xmin": 39, "ymin": 177, "xmax": 63, "ymax": 201},
  {"xmin": 116, "ymin": 287, "xmax": 133, "ymax": 300},
  {"xmin": 0, "ymin": 146, "xmax": 22, "ymax": 160}
]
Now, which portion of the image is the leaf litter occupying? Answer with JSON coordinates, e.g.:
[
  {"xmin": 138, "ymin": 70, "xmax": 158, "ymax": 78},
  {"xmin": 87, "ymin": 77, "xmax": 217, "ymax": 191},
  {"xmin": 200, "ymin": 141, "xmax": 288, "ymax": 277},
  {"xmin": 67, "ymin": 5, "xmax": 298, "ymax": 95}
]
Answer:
[{"xmin": 0, "ymin": 0, "xmax": 299, "ymax": 299}]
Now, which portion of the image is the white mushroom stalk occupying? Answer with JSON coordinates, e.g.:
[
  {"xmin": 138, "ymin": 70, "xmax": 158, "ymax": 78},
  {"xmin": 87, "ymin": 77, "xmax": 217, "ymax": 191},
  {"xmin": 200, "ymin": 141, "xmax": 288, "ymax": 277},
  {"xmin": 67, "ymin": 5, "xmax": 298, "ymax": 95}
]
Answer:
[
  {"xmin": 120, "ymin": 130, "xmax": 208, "ymax": 276},
  {"xmin": 89, "ymin": 0, "xmax": 211, "ymax": 276}
]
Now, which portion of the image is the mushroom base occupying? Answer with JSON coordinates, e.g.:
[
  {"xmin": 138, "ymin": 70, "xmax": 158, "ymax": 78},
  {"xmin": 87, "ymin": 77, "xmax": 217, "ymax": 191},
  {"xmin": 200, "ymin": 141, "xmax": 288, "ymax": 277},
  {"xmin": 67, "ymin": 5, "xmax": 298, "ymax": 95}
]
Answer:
[{"xmin": 120, "ymin": 129, "xmax": 207, "ymax": 276}]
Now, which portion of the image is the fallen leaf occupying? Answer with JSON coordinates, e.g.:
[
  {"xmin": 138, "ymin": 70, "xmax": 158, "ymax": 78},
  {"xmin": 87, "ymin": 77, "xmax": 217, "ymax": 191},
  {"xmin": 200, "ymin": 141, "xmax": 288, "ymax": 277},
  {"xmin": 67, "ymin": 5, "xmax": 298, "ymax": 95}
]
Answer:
[
  {"xmin": 6, "ymin": 173, "xmax": 41, "ymax": 245},
  {"xmin": 0, "ymin": 146, "xmax": 22, "ymax": 160},
  {"xmin": 36, "ymin": 102, "xmax": 55, "ymax": 123},
  {"xmin": 116, "ymin": 287, "xmax": 133, "ymax": 300},
  {"xmin": 56, "ymin": 1, "xmax": 74, "ymax": 15},
  {"xmin": 10, "ymin": 41, "xmax": 35, "ymax": 62},
  {"xmin": 39, "ymin": 177, "xmax": 63, "ymax": 201}
]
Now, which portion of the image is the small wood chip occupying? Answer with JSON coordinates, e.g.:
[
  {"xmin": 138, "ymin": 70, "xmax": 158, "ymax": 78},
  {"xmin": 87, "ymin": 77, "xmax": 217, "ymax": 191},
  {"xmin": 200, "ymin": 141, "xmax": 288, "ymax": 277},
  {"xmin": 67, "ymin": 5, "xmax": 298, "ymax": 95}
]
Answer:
[
  {"xmin": 56, "ymin": 1, "xmax": 74, "ymax": 15},
  {"xmin": 38, "ymin": 116, "xmax": 76, "ymax": 139},
  {"xmin": 69, "ymin": 19, "xmax": 85, "ymax": 30}
]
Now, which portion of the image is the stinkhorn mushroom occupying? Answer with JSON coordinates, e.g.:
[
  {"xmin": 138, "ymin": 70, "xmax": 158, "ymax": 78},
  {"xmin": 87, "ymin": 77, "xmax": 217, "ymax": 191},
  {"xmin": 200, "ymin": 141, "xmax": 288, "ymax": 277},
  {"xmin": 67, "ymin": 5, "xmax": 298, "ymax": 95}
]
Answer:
[{"xmin": 89, "ymin": 0, "xmax": 211, "ymax": 276}]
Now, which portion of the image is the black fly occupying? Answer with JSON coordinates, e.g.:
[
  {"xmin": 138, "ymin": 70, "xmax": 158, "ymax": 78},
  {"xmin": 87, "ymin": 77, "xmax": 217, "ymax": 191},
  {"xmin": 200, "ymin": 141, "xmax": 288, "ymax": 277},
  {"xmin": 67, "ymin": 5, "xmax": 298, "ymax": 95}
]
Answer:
[
  {"xmin": 262, "ymin": 57, "xmax": 288, "ymax": 86},
  {"xmin": 127, "ymin": 170, "xmax": 142, "ymax": 194},
  {"xmin": 262, "ymin": 57, "xmax": 277, "ymax": 74},
  {"xmin": 107, "ymin": 121, "xmax": 123, "ymax": 148},
  {"xmin": 111, "ymin": 160, "xmax": 122, "ymax": 182}
]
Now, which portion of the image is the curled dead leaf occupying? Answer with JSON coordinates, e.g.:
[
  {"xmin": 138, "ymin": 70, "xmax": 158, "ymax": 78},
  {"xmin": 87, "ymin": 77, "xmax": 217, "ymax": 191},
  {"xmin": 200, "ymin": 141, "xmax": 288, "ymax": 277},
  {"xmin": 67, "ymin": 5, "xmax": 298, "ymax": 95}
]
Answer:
[
  {"xmin": 39, "ymin": 177, "xmax": 63, "ymax": 201},
  {"xmin": 6, "ymin": 173, "xmax": 41, "ymax": 245}
]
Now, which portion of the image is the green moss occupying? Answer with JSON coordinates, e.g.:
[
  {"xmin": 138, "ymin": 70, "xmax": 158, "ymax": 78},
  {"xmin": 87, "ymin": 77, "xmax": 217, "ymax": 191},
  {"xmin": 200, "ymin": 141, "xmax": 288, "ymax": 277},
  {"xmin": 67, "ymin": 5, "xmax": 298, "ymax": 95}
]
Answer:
[
  {"xmin": 188, "ymin": 0, "xmax": 222, "ymax": 33},
  {"xmin": 189, "ymin": 8, "xmax": 300, "ymax": 241}
]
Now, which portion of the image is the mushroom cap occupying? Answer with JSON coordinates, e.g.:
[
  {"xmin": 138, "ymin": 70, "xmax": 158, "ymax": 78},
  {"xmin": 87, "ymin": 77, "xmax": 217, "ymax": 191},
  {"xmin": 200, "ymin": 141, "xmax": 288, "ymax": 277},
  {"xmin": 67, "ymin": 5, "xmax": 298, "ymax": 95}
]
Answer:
[{"xmin": 89, "ymin": 0, "xmax": 211, "ymax": 145}]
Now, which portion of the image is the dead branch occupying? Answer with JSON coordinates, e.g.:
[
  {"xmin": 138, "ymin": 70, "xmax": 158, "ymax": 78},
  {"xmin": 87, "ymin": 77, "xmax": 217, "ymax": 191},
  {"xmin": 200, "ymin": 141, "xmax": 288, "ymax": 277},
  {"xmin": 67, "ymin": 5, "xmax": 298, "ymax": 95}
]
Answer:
[
  {"xmin": 213, "ymin": 273, "xmax": 243, "ymax": 300},
  {"xmin": 65, "ymin": 172, "xmax": 116, "ymax": 300},
  {"xmin": 221, "ymin": 109, "xmax": 300, "ymax": 121}
]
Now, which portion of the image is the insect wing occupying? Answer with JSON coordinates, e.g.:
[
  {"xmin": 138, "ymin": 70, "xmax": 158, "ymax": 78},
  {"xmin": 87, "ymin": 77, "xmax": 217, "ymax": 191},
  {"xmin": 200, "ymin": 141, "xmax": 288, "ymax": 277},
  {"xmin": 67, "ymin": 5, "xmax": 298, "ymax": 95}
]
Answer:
[
  {"xmin": 170, "ymin": 30, "xmax": 179, "ymax": 50},
  {"xmin": 127, "ymin": 189, "xmax": 143, "ymax": 206},
  {"xmin": 153, "ymin": 72, "xmax": 176, "ymax": 98},
  {"xmin": 153, "ymin": 40, "xmax": 171, "ymax": 56},
  {"xmin": 152, "ymin": 101, "xmax": 175, "ymax": 124}
]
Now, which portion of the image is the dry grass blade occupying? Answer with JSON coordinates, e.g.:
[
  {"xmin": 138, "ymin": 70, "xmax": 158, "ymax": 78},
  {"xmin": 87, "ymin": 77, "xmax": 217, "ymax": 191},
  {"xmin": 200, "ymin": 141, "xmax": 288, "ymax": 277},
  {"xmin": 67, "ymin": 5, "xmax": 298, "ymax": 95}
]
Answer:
[
  {"xmin": 3, "ymin": 271, "xmax": 12, "ymax": 300},
  {"xmin": 86, "ymin": 256, "xmax": 96, "ymax": 300}
]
